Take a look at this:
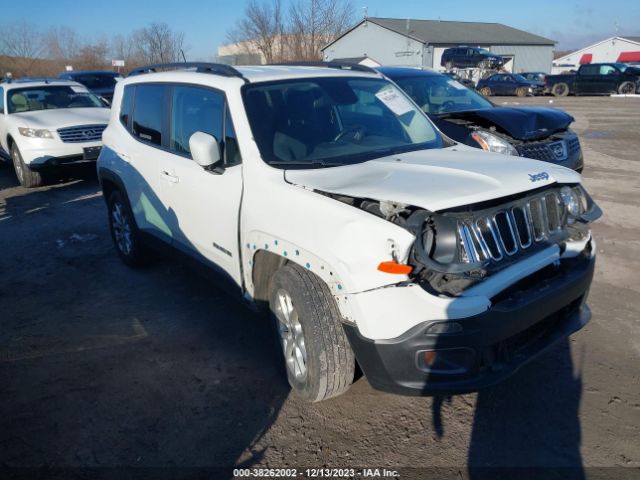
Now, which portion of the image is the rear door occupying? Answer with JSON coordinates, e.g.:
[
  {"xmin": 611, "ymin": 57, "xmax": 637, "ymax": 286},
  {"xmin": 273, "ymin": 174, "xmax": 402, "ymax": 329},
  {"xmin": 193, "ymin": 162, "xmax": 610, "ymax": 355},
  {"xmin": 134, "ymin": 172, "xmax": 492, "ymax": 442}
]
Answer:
[
  {"xmin": 160, "ymin": 84, "xmax": 244, "ymax": 282},
  {"xmin": 575, "ymin": 65, "xmax": 599, "ymax": 94},
  {"xmin": 117, "ymin": 83, "xmax": 180, "ymax": 242}
]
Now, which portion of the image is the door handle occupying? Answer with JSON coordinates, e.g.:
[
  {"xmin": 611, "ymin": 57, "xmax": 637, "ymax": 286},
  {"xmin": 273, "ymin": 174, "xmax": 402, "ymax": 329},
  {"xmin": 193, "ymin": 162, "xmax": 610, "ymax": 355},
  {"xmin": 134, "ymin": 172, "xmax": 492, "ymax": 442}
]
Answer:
[{"xmin": 160, "ymin": 170, "xmax": 179, "ymax": 183}]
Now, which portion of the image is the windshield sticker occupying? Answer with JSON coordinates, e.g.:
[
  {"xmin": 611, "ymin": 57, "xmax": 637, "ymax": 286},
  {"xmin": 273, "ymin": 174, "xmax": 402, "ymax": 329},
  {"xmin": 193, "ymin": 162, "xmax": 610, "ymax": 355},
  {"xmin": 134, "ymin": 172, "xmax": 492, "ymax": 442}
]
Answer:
[
  {"xmin": 71, "ymin": 86, "xmax": 89, "ymax": 93},
  {"xmin": 447, "ymin": 79, "xmax": 467, "ymax": 90},
  {"xmin": 375, "ymin": 87, "xmax": 414, "ymax": 116}
]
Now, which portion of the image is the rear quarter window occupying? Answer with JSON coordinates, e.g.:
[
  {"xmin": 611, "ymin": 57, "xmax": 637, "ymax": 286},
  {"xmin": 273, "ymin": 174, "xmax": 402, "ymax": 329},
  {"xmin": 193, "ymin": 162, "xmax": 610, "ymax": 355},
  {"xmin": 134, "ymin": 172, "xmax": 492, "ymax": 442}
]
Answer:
[{"xmin": 119, "ymin": 85, "xmax": 134, "ymax": 129}]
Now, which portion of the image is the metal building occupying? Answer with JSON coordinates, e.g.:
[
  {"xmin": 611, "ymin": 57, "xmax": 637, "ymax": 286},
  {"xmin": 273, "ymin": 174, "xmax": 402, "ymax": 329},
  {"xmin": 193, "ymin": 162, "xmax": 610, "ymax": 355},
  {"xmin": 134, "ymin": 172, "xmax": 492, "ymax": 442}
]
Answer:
[
  {"xmin": 552, "ymin": 36, "xmax": 640, "ymax": 74},
  {"xmin": 322, "ymin": 17, "xmax": 555, "ymax": 73}
]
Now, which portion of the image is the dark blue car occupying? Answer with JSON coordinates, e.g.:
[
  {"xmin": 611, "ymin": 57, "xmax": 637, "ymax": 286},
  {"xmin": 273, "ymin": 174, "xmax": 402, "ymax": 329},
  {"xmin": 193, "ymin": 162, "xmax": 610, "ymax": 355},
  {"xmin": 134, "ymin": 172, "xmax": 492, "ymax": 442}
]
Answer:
[
  {"xmin": 440, "ymin": 47, "xmax": 505, "ymax": 70},
  {"xmin": 57, "ymin": 70, "xmax": 123, "ymax": 103},
  {"xmin": 476, "ymin": 73, "xmax": 544, "ymax": 97},
  {"xmin": 379, "ymin": 67, "xmax": 583, "ymax": 172}
]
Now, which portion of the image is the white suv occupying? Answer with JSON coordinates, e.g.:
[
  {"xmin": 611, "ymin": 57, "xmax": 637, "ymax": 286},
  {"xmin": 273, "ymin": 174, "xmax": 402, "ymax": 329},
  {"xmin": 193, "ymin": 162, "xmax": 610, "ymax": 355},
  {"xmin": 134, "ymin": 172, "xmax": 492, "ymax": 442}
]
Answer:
[
  {"xmin": 0, "ymin": 78, "xmax": 110, "ymax": 187},
  {"xmin": 97, "ymin": 62, "xmax": 601, "ymax": 402}
]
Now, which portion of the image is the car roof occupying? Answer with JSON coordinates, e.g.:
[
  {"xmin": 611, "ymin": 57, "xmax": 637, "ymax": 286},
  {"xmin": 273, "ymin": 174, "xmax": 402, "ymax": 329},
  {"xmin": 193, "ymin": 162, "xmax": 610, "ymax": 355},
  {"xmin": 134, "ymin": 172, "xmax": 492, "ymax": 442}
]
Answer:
[
  {"xmin": 376, "ymin": 66, "xmax": 442, "ymax": 79},
  {"xmin": 60, "ymin": 70, "xmax": 122, "ymax": 76},
  {"xmin": 3, "ymin": 78, "xmax": 85, "ymax": 89},
  {"xmin": 122, "ymin": 65, "xmax": 382, "ymax": 87}
]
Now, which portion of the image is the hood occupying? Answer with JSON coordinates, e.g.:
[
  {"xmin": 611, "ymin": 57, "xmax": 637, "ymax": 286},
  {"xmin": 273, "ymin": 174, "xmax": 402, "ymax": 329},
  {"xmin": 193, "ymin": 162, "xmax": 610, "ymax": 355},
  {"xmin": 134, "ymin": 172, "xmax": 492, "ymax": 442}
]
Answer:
[
  {"xmin": 438, "ymin": 106, "xmax": 574, "ymax": 140},
  {"xmin": 11, "ymin": 108, "xmax": 110, "ymax": 129},
  {"xmin": 285, "ymin": 148, "xmax": 580, "ymax": 212}
]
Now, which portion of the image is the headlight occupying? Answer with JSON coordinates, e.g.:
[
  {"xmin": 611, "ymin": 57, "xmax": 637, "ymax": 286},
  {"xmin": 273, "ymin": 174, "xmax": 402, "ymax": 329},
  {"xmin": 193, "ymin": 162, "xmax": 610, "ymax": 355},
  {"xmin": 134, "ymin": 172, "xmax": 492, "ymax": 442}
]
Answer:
[
  {"xmin": 471, "ymin": 130, "xmax": 518, "ymax": 156},
  {"xmin": 18, "ymin": 127, "xmax": 54, "ymax": 139},
  {"xmin": 560, "ymin": 186, "xmax": 581, "ymax": 223}
]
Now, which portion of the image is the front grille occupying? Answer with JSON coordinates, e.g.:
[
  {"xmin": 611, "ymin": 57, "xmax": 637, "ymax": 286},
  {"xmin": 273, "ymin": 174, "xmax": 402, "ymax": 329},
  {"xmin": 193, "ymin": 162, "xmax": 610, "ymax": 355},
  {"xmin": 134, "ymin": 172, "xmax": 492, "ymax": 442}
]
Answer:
[
  {"xmin": 517, "ymin": 134, "xmax": 580, "ymax": 163},
  {"xmin": 57, "ymin": 124, "xmax": 106, "ymax": 143},
  {"xmin": 457, "ymin": 189, "xmax": 566, "ymax": 264}
]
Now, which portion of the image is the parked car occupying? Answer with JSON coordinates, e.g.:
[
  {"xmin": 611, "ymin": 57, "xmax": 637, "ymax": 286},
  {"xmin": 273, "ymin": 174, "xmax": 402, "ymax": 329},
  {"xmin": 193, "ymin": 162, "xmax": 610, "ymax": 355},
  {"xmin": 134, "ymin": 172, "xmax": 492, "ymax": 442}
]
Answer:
[
  {"xmin": 441, "ymin": 47, "xmax": 504, "ymax": 70},
  {"xmin": 98, "ymin": 62, "xmax": 600, "ymax": 402},
  {"xmin": 443, "ymin": 71, "xmax": 475, "ymax": 89},
  {"xmin": 380, "ymin": 67, "xmax": 584, "ymax": 172},
  {"xmin": 58, "ymin": 70, "xmax": 123, "ymax": 102},
  {"xmin": 0, "ymin": 78, "xmax": 110, "ymax": 187},
  {"xmin": 476, "ymin": 73, "xmax": 544, "ymax": 97},
  {"xmin": 545, "ymin": 63, "xmax": 640, "ymax": 96},
  {"xmin": 521, "ymin": 71, "xmax": 547, "ymax": 83}
]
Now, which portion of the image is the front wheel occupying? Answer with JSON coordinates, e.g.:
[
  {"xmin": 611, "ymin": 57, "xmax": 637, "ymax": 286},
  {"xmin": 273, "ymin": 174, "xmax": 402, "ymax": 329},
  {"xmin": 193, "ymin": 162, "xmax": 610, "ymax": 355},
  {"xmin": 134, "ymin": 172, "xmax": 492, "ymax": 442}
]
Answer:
[
  {"xmin": 11, "ymin": 143, "xmax": 42, "ymax": 188},
  {"xmin": 270, "ymin": 263, "xmax": 355, "ymax": 402},
  {"xmin": 618, "ymin": 81, "xmax": 636, "ymax": 95},
  {"xmin": 516, "ymin": 86, "xmax": 528, "ymax": 97}
]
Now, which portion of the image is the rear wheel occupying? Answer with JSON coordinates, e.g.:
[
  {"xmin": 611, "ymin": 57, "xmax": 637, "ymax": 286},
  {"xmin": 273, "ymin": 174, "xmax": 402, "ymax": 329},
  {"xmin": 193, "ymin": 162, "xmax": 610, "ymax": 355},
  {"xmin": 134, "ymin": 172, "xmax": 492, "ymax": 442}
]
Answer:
[
  {"xmin": 269, "ymin": 263, "xmax": 355, "ymax": 402},
  {"xmin": 107, "ymin": 190, "xmax": 149, "ymax": 267},
  {"xmin": 618, "ymin": 81, "xmax": 636, "ymax": 95},
  {"xmin": 11, "ymin": 143, "xmax": 42, "ymax": 188},
  {"xmin": 479, "ymin": 86, "xmax": 492, "ymax": 96},
  {"xmin": 552, "ymin": 82, "xmax": 569, "ymax": 97}
]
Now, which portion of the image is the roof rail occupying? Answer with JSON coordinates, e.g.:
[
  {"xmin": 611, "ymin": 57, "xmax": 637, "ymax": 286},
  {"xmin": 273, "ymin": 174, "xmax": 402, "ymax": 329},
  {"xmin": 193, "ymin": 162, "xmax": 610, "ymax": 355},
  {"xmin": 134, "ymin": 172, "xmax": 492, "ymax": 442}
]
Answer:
[
  {"xmin": 127, "ymin": 62, "xmax": 246, "ymax": 80},
  {"xmin": 271, "ymin": 61, "xmax": 378, "ymax": 74}
]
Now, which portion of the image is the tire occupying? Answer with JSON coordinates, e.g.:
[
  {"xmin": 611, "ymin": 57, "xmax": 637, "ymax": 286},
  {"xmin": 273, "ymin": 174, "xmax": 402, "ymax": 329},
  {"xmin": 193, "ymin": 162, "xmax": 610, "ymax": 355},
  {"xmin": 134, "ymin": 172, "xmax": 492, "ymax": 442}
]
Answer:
[
  {"xmin": 552, "ymin": 82, "xmax": 569, "ymax": 97},
  {"xmin": 479, "ymin": 87, "xmax": 492, "ymax": 96},
  {"xmin": 11, "ymin": 143, "xmax": 42, "ymax": 188},
  {"xmin": 516, "ymin": 86, "xmax": 528, "ymax": 97},
  {"xmin": 107, "ymin": 190, "xmax": 149, "ymax": 267},
  {"xmin": 269, "ymin": 263, "xmax": 355, "ymax": 402},
  {"xmin": 618, "ymin": 81, "xmax": 636, "ymax": 95}
]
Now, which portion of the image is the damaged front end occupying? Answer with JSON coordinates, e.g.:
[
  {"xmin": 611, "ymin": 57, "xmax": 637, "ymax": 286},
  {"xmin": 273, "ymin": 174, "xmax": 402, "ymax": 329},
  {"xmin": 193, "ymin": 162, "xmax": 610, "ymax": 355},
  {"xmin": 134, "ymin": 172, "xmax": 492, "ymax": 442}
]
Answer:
[{"xmin": 321, "ymin": 184, "xmax": 602, "ymax": 297}]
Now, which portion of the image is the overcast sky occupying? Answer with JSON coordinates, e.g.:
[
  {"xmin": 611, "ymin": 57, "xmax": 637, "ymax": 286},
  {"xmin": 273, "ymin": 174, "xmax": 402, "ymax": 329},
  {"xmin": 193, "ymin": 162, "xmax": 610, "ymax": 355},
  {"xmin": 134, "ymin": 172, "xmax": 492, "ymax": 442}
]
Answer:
[{"xmin": 4, "ymin": 0, "xmax": 639, "ymax": 60}]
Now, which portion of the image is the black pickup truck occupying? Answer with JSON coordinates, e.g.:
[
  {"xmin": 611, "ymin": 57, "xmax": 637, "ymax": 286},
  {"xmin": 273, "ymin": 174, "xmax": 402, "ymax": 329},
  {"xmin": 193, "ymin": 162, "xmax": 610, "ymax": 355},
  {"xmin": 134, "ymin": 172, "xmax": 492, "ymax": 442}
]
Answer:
[{"xmin": 546, "ymin": 63, "xmax": 640, "ymax": 96}]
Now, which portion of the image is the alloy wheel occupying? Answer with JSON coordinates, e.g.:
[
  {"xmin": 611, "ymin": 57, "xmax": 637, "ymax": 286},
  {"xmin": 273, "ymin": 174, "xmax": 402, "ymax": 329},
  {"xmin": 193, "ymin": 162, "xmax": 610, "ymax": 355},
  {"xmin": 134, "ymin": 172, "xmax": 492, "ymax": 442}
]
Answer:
[
  {"xmin": 111, "ymin": 201, "xmax": 133, "ymax": 256},
  {"xmin": 274, "ymin": 288, "xmax": 307, "ymax": 380}
]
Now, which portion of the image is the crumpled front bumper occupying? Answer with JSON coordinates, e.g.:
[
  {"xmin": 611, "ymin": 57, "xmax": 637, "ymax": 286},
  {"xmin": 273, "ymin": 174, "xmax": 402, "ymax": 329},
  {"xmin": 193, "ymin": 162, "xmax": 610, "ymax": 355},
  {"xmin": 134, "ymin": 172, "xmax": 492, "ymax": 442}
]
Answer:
[{"xmin": 343, "ymin": 252, "xmax": 595, "ymax": 396}]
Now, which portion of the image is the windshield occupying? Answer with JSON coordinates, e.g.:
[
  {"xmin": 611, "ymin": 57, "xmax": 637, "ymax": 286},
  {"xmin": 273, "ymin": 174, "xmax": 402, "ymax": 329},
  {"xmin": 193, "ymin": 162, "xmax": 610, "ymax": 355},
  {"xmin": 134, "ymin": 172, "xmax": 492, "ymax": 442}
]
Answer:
[
  {"xmin": 477, "ymin": 48, "xmax": 491, "ymax": 55},
  {"xmin": 71, "ymin": 74, "xmax": 120, "ymax": 89},
  {"xmin": 8, "ymin": 86, "xmax": 106, "ymax": 113},
  {"xmin": 242, "ymin": 77, "xmax": 442, "ymax": 168},
  {"xmin": 512, "ymin": 74, "xmax": 529, "ymax": 82},
  {"xmin": 393, "ymin": 74, "xmax": 493, "ymax": 115}
]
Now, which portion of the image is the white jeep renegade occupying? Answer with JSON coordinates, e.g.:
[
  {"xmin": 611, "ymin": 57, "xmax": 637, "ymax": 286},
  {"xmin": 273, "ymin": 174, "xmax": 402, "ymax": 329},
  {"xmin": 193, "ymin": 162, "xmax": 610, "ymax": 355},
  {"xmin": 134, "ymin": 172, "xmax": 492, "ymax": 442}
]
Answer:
[
  {"xmin": 97, "ymin": 62, "xmax": 601, "ymax": 402},
  {"xmin": 0, "ymin": 78, "xmax": 110, "ymax": 188}
]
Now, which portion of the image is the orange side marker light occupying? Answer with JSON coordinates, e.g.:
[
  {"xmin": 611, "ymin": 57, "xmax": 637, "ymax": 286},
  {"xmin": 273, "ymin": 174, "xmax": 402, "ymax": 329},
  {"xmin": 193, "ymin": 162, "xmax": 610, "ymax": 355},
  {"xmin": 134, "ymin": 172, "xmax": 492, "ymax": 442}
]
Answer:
[{"xmin": 377, "ymin": 261, "xmax": 413, "ymax": 275}]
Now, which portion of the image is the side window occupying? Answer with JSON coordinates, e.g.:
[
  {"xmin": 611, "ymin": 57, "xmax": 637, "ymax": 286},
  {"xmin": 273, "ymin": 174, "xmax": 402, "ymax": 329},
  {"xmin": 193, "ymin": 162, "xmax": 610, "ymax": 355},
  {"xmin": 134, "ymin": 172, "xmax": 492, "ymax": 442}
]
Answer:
[
  {"xmin": 132, "ymin": 84, "xmax": 165, "ymax": 146},
  {"xmin": 224, "ymin": 108, "xmax": 242, "ymax": 166},
  {"xmin": 170, "ymin": 86, "xmax": 223, "ymax": 156},
  {"xmin": 599, "ymin": 65, "xmax": 618, "ymax": 75},
  {"xmin": 0, "ymin": 87, "xmax": 4, "ymax": 113},
  {"xmin": 119, "ymin": 85, "xmax": 134, "ymax": 129},
  {"xmin": 580, "ymin": 65, "xmax": 598, "ymax": 75}
]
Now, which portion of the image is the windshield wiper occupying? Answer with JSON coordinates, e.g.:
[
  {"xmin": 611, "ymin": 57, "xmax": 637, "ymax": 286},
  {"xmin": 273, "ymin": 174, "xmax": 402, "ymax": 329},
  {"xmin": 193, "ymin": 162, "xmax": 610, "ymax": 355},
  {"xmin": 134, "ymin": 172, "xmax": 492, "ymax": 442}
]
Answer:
[{"xmin": 267, "ymin": 160, "xmax": 333, "ymax": 169}]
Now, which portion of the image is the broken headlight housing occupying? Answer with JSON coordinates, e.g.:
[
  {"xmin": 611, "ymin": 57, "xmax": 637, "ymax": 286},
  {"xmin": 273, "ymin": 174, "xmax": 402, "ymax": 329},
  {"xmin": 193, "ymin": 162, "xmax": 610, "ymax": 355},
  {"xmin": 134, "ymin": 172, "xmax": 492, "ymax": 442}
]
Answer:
[{"xmin": 471, "ymin": 130, "xmax": 518, "ymax": 156}]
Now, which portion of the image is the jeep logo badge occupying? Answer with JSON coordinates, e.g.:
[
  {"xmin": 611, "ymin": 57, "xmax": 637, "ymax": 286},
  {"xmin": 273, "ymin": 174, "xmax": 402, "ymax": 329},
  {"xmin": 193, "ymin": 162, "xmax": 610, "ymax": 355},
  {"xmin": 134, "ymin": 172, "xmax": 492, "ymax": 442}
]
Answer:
[{"xmin": 529, "ymin": 172, "xmax": 550, "ymax": 182}]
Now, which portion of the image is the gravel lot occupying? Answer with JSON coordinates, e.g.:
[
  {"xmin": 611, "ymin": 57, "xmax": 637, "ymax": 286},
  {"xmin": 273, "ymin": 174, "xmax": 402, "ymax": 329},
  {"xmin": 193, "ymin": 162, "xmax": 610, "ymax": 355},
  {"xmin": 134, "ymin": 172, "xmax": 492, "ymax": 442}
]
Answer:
[{"xmin": 1, "ymin": 96, "xmax": 639, "ymax": 479}]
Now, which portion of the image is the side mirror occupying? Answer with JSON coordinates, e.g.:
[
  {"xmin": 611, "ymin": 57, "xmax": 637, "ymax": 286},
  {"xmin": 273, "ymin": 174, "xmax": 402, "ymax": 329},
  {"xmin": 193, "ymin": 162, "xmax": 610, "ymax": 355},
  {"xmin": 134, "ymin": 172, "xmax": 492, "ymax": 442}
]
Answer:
[{"xmin": 189, "ymin": 131, "xmax": 224, "ymax": 174}]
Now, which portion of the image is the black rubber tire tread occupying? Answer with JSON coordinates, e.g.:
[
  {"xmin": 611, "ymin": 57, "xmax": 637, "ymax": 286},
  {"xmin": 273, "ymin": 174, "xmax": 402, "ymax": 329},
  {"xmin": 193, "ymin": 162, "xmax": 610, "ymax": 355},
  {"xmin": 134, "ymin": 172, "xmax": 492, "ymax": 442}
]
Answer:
[
  {"xmin": 270, "ymin": 263, "xmax": 355, "ymax": 402},
  {"xmin": 552, "ymin": 82, "xmax": 569, "ymax": 97},
  {"xmin": 618, "ymin": 81, "xmax": 636, "ymax": 95},
  {"xmin": 107, "ymin": 190, "xmax": 150, "ymax": 267},
  {"xmin": 11, "ymin": 144, "xmax": 42, "ymax": 188}
]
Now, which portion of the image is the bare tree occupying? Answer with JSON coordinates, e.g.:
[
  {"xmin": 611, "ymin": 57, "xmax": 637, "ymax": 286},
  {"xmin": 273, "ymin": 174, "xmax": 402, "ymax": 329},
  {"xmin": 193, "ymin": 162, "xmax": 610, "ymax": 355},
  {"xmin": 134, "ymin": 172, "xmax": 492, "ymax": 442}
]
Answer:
[
  {"xmin": 288, "ymin": 0, "xmax": 354, "ymax": 60},
  {"xmin": 134, "ymin": 22, "xmax": 186, "ymax": 64},
  {"xmin": 0, "ymin": 20, "xmax": 46, "ymax": 75},
  {"xmin": 44, "ymin": 26, "xmax": 81, "ymax": 61},
  {"xmin": 227, "ymin": 0, "xmax": 285, "ymax": 64}
]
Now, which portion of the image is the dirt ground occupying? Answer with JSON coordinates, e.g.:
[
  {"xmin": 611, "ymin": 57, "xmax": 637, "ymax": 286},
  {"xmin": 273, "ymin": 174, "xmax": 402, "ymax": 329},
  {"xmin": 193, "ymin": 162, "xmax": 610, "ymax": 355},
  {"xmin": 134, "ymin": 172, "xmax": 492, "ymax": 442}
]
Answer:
[{"xmin": 1, "ymin": 96, "xmax": 639, "ymax": 480}]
